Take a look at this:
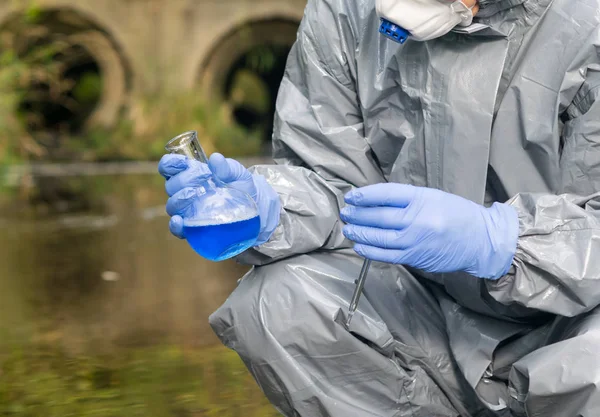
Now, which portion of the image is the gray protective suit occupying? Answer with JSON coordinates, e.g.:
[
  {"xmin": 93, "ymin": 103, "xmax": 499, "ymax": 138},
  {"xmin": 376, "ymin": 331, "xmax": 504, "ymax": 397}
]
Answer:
[{"xmin": 209, "ymin": 0, "xmax": 600, "ymax": 415}]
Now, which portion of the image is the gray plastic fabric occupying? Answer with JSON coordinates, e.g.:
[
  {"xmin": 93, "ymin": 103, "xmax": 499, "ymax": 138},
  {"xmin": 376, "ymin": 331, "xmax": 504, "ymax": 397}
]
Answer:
[{"xmin": 209, "ymin": 0, "xmax": 600, "ymax": 415}]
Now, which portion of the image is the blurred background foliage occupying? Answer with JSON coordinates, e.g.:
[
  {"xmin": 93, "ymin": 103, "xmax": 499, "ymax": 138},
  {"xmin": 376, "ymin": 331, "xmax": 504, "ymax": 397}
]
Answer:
[{"xmin": 0, "ymin": 3, "xmax": 287, "ymax": 166}]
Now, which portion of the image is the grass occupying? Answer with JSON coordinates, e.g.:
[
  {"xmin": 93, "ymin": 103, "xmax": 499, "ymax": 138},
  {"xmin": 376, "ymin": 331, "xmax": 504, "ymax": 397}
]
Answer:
[{"xmin": 0, "ymin": 342, "xmax": 280, "ymax": 417}]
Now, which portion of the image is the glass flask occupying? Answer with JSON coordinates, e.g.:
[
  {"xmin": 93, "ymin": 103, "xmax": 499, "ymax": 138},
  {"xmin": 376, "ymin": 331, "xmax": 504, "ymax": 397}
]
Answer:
[{"xmin": 165, "ymin": 131, "xmax": 260, "ymax": 261}]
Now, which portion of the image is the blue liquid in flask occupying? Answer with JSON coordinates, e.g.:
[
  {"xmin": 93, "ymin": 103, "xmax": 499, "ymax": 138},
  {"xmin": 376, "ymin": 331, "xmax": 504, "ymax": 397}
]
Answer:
[{"xmin": 183, "ymin": 216, "xmax": 260, "ymax": 261}]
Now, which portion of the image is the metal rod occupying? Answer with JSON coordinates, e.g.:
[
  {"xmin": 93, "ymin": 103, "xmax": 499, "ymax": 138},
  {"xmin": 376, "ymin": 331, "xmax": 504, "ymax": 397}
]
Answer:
[{"xmin": 346, "ymin": 259, "xmax": 372, "ymax": 327}]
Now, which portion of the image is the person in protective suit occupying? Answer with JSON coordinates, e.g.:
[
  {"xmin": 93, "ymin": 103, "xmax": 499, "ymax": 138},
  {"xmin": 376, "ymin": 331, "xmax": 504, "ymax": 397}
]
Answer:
[{"xmin": 158, "ymin": 0, "xmax": 600, "ymax": 415}]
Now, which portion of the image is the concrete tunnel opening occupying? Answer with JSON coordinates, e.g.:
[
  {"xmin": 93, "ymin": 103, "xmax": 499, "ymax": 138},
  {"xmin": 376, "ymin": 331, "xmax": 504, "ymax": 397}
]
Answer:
[
  {"xmin": 18, "ymin": 43, "xmax": 103, "ymax": 136},
  {"xmin": 0, "ymin": 8, "xmax": 130, "ymax": 150},
  {"xmin": 223, "ymin": 43, "xmax": 292, "ymax": 141},
  {"xmin": 199, "ymin": 18, "xmax": 301, "ymax": 153}
]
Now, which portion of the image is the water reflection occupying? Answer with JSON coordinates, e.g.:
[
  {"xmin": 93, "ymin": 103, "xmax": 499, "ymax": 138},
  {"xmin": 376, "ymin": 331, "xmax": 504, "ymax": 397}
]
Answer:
[{"xmin": 0, "ymin": 173, "xmax": 277, "ymax": 416}]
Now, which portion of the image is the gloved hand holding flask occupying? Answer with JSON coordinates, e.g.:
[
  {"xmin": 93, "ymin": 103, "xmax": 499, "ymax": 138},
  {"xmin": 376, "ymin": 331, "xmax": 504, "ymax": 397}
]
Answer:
[{"xmin": 158, "ymin": 131, "xmax": 280, "ymax": 261}]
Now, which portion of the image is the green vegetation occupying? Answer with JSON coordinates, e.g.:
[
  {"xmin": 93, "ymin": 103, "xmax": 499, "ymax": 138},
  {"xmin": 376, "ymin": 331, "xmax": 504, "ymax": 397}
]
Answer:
[
  {"xmin": 66, "ymin": 93, "xmax": 263, "ymax": 162},
  {"xmin": 0, "ymin": 4, "xmax": 265, "ymax": 166},
  {"xmin": 0, "ymin": 342, "xmax": 279, "ymax": 417},
  {"xmin": 72, "ymin": 72, "xmax": 103, "ymax": 105},
  {"xmin": 0, "ymin": 46, "xmax": 262, "ymax": 164},
  {"xmin": 0, "ymin": 24, "xmax": 65, "ymax": 162}
]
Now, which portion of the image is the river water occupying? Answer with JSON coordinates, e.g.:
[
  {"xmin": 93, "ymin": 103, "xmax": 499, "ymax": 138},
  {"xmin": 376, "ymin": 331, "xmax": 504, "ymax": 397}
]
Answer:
[{"xmin": 0, "ymin": 167, "xmax": 278, "ymax": 416}]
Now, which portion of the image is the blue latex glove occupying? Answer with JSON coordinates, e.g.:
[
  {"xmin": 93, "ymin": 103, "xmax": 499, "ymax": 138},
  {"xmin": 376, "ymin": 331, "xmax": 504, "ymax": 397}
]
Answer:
[
  {"xmin": 340, "ymin": 183, "xmax": 519, "ymax": 280},
  {"xmin": 158, "ymin": 153, "xmax": 280, "ymax": 246}
]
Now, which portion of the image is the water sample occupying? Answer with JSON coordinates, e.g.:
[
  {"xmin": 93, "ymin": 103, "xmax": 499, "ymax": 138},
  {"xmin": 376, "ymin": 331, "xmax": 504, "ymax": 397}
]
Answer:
[{"xmin": 165, "ymin": 131, "xmax": 260, "ymax": 261}]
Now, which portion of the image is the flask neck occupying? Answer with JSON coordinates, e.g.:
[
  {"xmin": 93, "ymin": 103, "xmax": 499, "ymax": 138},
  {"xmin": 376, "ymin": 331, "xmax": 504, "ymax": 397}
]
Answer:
[{"xmin": 165, "ymin": 131, "xmax": 209, "ymax": 163}]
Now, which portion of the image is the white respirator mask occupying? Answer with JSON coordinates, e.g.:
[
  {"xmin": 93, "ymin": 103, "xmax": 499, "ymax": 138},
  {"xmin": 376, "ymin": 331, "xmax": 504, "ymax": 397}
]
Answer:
[{"xmin": 376, "ymin": 0, "xmax": 476, "ymax": 41}]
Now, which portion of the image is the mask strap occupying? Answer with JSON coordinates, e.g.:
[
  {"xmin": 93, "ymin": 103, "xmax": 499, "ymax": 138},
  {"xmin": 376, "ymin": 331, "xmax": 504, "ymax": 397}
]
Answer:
[
  {"xmin": 459, "ymin": 0, "xmax": 476, "ymax": 10},
  {"xmin": 452, "ymin": 0, "xmax": 476, "ymax": 25}
]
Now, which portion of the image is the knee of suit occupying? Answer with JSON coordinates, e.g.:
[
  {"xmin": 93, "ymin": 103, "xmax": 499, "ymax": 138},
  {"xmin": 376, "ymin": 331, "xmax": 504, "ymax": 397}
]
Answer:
[
  {"xmin": 209, "ymin": 260, "xmax": 343, "ymax": 364},
  {"xmin": 508, "ymin": 326, "xmax": 600, "ymax": 416}
]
